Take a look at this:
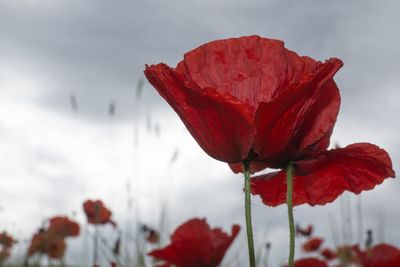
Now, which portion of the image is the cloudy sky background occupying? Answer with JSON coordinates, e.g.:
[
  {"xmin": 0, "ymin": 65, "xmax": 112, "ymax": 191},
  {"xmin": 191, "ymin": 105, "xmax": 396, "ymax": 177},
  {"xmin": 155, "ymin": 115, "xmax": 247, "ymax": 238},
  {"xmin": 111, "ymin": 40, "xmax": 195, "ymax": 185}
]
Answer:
[{"xmin": 0, "ymin": 0, "xmax": 399, "ymax": 266}]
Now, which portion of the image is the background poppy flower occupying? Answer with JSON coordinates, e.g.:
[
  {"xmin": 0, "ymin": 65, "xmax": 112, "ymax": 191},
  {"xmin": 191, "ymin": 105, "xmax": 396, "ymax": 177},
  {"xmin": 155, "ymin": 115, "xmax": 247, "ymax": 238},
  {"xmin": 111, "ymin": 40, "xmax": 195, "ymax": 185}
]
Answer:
[
  {"xmin": 48, "ymin": 216, "xmax": 80, "ymax": 238},
  {"xmin": 148, "ymin": 218, "xmax": 240, "ymax": 267},
  {"xmin": 289, "ymin": 258, "xmax": 328, "ymax": 267},
  {"xmin": 251, "ymin": 143, "xmax": 395, "ymax": 206},
  {"xmin": 28, "ymin": 230, "xmax": 66, "ymax": 259},
  {"xmin": 353, "ymin": 243, "xmax": 400, "ymax": 267},
  {"xmin": 145, "ymin": 35, "xmax": 343, "ymax": 167},
  {"xmin": 83, "ymin": 200, "xmax": 116, "ymax": 226},
  {"xmin": 302, "ymin": 237, "xmax": 323, "ymax": 252},
  {"xmin": 320, "ymin": 248, "xmax": 336, "ymax": 260}
]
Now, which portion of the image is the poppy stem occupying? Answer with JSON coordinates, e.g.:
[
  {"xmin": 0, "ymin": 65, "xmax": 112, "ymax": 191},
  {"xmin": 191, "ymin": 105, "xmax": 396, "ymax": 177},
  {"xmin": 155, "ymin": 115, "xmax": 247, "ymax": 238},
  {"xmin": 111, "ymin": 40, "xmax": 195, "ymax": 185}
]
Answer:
[
  {"xmin": 243, "ymin": 161, "xmax": 256, "ymax": 267},
  {"xmin": 286, "ymin": 162, "xmax": 295, "ymax": 267}
]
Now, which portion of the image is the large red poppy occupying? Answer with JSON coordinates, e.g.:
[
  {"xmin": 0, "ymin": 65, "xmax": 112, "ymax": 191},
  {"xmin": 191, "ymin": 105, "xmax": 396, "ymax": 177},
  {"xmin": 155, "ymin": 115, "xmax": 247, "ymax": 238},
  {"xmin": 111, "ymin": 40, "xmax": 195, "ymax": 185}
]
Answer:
[
  {"xmin": 48, "ymin": 216, "xmax": 80, "ymax": 238},
  {"xmin": 148, "ymin": 218, "xmax": 240, "ymax": 267},
  {"xmin": 83, "ymin": 200, "xmax": 116, "ymax": 226},
  {"xmin": 145, "ymin": 35, "xmax": 394, "ymax": 207},
  {"xmin": 353, "ymin": 244, "xmax": 400, "ymax": 267},
  {"xmin": 145, "ymin": 35, "xmax": 343, "ymax": 166}
]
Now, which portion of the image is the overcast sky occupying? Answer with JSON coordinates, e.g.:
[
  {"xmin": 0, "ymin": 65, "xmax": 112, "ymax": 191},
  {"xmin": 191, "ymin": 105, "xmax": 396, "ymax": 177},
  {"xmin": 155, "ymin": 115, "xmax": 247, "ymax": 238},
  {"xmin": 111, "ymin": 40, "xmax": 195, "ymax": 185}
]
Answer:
[{"xmin": 0, "ymin": 0, "xmax": 399, "ymax": 266}]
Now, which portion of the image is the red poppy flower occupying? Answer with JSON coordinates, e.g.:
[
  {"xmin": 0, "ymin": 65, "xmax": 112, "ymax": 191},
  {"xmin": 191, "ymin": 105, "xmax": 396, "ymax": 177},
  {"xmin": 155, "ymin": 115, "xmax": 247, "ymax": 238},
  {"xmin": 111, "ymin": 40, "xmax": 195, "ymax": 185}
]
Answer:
[
  {"xmin": 28, "ymin": 230, "xmax": 66, "ymax": 259},
  {"xmin": 289, "ymin": 258, "xmax": 328, "ymax": 267},
  {"xmin": 353, "ymin": 244, "xmax": 400, "ymax": 267},
  {"xmin": 0, "ymin": 232, "xmax": 14, "ymax": 262},
  {"xmin": 83, "ymin": 200, "xmax": 116, "ymax": 226},
  {"xmin": 321, "ymin": 248, "xmax": 337, "ymax": 260},
  {"xmin": 302, "ymin": 237, "xmax": 324, "ymax": 252},
  {"xmin": 48, "ymin": 216, "xmax": 80, "ymax": 238},
  {"xmin": 148, "ymin": 218, "xmax": 240, "ymax": 267},
  {"xmin": 251, "ymin": 143, "xmax": 395, "ymax": 206},
  {"xmin": 144, "ymin": 35, "xmax": 343, "ymax": 166},
  {"xmin": 296, "ymin": 224, "xmax": 313, "ymax": 237}
]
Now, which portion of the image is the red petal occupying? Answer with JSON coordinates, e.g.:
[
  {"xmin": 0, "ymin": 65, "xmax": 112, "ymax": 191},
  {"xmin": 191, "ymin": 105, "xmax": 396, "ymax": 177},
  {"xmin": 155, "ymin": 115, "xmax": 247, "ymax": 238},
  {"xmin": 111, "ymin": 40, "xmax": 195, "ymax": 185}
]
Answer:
[
  {"xmin": 354, "ymin": 244, "xmax": 400, "ymax": 267},
  {"xmin": 302, "ymin": 237, "xmax": 324, "ymax": 252},
  {"xmin": 292, "ymin": 258, "xmax": 328, "ymax": 267},
  {"xmin": 253, "ymin": 58, "xmax": 342, "ymax": 167},
  {"xmin": 251, "ymin": 143, "xmax": 395, "ymax": 206},
  {"xmin": 145, "ymin": 64, "xmax": 255, "ymax": 163},
  {"xmin": 182, "ymin": 36, "xmax": 324, "ymax": 111}
]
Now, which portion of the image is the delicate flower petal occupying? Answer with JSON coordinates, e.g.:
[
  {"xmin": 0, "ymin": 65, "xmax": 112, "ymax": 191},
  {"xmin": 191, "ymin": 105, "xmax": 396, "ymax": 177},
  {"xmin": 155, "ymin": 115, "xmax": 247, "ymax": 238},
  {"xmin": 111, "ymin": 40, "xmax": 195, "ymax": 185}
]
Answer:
[
  {"xmin": 182, "ymin": 35, "xmax": 323, "ymax": 111},
  {"xmin": 251, "ymin": 143, "xmax": 395, "ymax": 206},
  {"xmin": 145, "ymin": 63, "xmax": 255, "ymax": 163},
  {"xmin": 253, "ymin": 58, "xmax": 343, "ymax": 167},
  {"xmin": 148, "ymin": 218, "xmax": 239, "ymax": 267}
]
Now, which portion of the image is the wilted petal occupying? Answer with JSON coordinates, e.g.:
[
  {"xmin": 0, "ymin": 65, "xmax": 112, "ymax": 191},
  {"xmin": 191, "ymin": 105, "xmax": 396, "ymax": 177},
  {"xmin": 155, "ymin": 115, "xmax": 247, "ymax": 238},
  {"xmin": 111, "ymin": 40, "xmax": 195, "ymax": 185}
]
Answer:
[
  {"xmin": 292, "ymin": 258, "xmax": 328, "ymax": 267},
  {"xmin": 251, "ymin": 143, "xmax": 395, "ymax": 206}
]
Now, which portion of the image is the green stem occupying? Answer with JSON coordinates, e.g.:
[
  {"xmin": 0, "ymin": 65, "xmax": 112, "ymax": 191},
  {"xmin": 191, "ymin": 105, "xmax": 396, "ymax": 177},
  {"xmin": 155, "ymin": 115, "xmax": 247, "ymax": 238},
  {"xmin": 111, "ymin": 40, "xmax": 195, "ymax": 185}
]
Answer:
[
  {"xmin": 286, "ymin": 162, "xmax": 295, "ymax": 267},
  {"xmin": 243, "ymin": 161, "xmax": 256, "ymax": 267}
]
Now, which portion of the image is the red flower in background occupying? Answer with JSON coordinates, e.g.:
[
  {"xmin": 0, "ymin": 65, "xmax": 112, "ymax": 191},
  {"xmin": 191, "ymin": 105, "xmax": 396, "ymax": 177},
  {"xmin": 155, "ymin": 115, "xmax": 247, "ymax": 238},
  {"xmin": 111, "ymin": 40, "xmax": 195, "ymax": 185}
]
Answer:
[
  {"xmin": 148, "ymin": 218, "xmax": 240, "ymax": 267},
  {"xmin": 302, "ymin": 237, "xmax": 324, "ymax": 252},
  {"xmin": 353, "ymin": 244, "xmax": 400, "ymax": 267},
  {"xmin": 48, "ymin": 216, "xmax": 80, "ymax": 238},
  {"xmin": 28, "ymin": 229, "xmax": 66, "ymax": 259},
  {"xmin": 83, "ymin": 200, "xmax": 116, "ymax": 227},
  {"xmin": 321, "ymin": 248, "xmax": 336, "ymax": 260},
  {"xmin": 290, "ymin": 258, "xmax": 328, "ymax": 267},
  {"xmin": 0, "ymin": 232, "xmax": 14, "ymax": 262}
]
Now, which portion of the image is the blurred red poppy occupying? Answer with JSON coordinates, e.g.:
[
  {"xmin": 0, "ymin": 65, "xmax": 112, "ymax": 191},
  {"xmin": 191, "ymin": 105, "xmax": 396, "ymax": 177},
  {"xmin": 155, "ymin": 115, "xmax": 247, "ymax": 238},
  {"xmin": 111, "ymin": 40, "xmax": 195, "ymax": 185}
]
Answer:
[
  {"xmin": 145, "ymin": 35, "xmax": 343, "ymax": 166},
  {"xmin": 0, "ymin": 232, "xmax": 14, "ymax": 262},
  {"xmin": 353, "ymin": 243, "xmax": 400, "ymax": 267},
  {"xmin": 296, "ymin": 224, "xmax": 313, "ymax": 237},
  {"xmin": 251, "ymin": 143, "xmax": 395, "ymax": 206},
  {"xmin": 48, "ymin": 216, "xmax": 80, "ymax": 238},
  {"xmin": 302, "ymin": 237, "xmax": 323, "ymax": 252},
  {"xmin": 28, "ymin": 230, "xmax": 66, "ymax": 259},
  {"xmin": 289, "ymin": 258, "xmax": 328, "ymax": 267},
  {"xmin": 321, "ymin": 248, "xmax": 337, "ymax": 260},
  {"xmin": 83, "ymin": 200, "xmax": 116, "ymax": 226},
  {"xmin": 148, "ymin": 218, "xmax": 240, "ymax": 267}
]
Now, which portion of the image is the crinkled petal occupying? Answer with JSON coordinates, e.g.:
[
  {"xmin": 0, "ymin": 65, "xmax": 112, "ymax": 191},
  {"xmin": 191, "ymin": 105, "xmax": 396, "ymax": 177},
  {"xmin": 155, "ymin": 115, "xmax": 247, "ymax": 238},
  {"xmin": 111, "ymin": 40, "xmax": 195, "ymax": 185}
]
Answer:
[
  {"xmin": 182, "ymin": 35, "xmax": 323, "ymax": 110},
  {"xmin": 251, "ymin": 143, "xmax": 395, "ymax": 206},
  {"xmin": 253, "ymin": 58, "xmax": 342, "ymax": 167},
  {"xmin": 145, "ymin": 64, "xmax": 255, "ymax": 163}
]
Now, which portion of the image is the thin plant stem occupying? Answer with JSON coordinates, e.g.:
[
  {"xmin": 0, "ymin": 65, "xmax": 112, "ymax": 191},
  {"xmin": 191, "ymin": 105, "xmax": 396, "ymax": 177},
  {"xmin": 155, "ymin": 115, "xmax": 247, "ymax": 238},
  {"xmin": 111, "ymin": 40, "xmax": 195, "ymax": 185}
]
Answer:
[
  {"xmin": 286, "ymin": 162, "xmax": 295, "ymax": 267},
  {"xmin": 94, "ymin": 225, "xmax": 99, "ymax": 266},
  {"xmin": 243, "ymin": 161, "xmax": 256, "ymax": 267}
]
